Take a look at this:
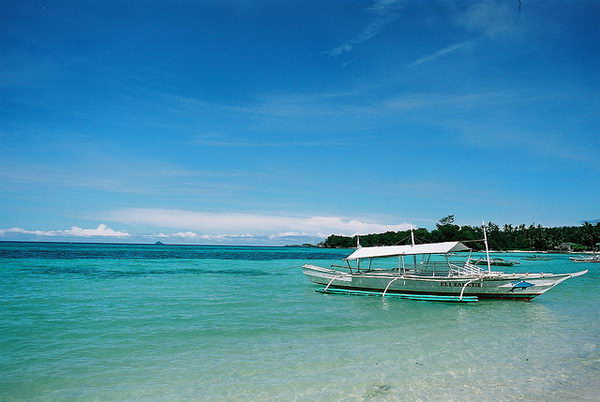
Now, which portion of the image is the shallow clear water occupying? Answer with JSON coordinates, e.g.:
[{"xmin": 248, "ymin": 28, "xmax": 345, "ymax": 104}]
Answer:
[{"xmin": 1, "ymin": 242, "xmax": 599, "ymax": 401}]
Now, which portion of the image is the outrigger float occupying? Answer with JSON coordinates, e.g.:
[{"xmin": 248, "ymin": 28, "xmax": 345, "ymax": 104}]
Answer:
[{"xmin": 303, "ymin": 226, "xmax": 587, "ymax": 303}]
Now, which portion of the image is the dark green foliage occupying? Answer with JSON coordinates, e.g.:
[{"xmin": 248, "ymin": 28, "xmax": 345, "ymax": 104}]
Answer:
[
  {"xmin": 319, "ymin": 217, "xmax": 600, "ymax": 251},
  {"xmin": 320, "ymin": 234, "xmax": 356, "ymax": 248}
]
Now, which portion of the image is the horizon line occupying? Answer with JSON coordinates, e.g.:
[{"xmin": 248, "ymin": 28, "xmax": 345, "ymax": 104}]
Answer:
[{"xmin": 0, "ymin": 240, "xmax": 321, "ymax": 247}]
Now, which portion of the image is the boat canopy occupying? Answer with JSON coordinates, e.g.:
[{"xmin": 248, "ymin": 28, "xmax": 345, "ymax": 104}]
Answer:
[{"xmin": 345, "ymin": 241, "xmax": 470, "ymax": 260}]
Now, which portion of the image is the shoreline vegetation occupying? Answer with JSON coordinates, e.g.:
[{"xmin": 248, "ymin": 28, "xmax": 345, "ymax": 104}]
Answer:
[{"xmin": 311, "ymin": 215, "xmax": 600, "ymax": 252}]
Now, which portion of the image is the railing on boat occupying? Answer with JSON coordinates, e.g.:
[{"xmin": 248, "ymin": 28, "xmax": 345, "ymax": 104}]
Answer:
[
  {"xmin": 333, "ymin": 260, "xmax": 484, "ymax": 277},
  {"xmin": 409, "ymin": 260, "xmax": 481, "ymax": 277}
]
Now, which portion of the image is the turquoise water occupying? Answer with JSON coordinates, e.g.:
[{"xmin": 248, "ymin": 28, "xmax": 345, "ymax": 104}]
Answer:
[{"xmin": 1, "ymin": 242, "xmax": 599, "ymax": 401}]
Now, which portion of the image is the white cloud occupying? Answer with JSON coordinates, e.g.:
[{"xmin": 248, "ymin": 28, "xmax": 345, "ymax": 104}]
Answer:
[
  {"xmin": 383, "ymin": 90, "xmax": 518, "ymax": 111},
  {"xmin": 103, "ymin": 208, "xmax": 410, "ymax": 237},
  {"xmin": 0, "ymin": 153, "xmax": 247, "ymax": 199},
  {"xmin": 267, "ymin": 232, "xmax": 330, "ymax": 241},
  {"xmin": 406, "ymin": 1, "xmax": 523, "ymax": 68},
  {"xmin": 327, "ymin": 0, "xmax": 404, "ymax": 57},
  {"xmin": 194, "ymin": 132, "xmax": 349, "ymax": 147},
  {"xmin": 454, "ymin": 0, "xmax": 522, "ymax": 38},
  {"xmin": 0, "ymin": 224, "xmax": 130, "ymax": 238},
  {"xmin": 171, "ymin": 231, "xmax": 200, "ymax": 238},
  {"xmin": 63, "ymin": 224, "xmax": 130, "ymax": 237},
  {"xmin": 0, "ymin": 227, "xmax": 56, "ymax": 236},
  {"xmin": 0, "ymin": 215, "xmax": 409, "ymax": 245},
  {"xmin": 140, "ymin": 231, "xmax": 286, "ymax": 244},
  {"xmin": 408, "ymin": 40, "xmax": 477, "ymax": 67}
]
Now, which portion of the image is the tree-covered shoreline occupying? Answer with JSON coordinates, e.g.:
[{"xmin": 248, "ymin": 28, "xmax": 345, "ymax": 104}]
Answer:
[{"xmin": 319, "ymin": 216, "xmax": 600, "ymax": 252}]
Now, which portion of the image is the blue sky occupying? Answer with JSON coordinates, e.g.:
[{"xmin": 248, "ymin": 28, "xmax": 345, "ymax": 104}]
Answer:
[{"xmin": 1, "ymin": 0, "xmax": 598, "ymax": 244}]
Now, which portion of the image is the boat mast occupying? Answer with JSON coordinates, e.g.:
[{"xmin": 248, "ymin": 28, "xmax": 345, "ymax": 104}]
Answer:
[
  {"xmin": 410, "ymin": 223, "xmax": 417, "ymax": 268},
  {"xmin": 356, "ymin": 235, "xmax": 361, "ymax": 271},
  {"xmin": 482, "ymin": 220, "xmax": 491, "ymax": 272}
]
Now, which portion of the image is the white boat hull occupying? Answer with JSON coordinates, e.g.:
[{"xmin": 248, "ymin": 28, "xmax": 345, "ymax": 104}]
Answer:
[{"xmin": 302, "ymin": 264, "xmax": 587, "ymax": 301}]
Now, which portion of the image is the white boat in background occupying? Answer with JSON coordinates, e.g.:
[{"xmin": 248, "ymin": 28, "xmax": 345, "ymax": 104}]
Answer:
[
  {"xmin": 570, "ymin": 254, "xmax": 600, "ymax": 263},
  {"xmin": 469, "ymin": 257, "xmax": 519, "ymax": 266},
  {"xmin": 302, "ymin": 226, "xmax": 587, "ymax": 302},
  {"xmin": 522, "ymin": 255, "xmax": 552, "ymax": 261}
]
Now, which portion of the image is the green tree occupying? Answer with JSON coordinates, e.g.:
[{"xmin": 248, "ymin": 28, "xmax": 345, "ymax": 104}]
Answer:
[
  {"xmin": 318, "ymin": 217, "xmax": 597, "ymax": 251},
  {"xmin": 438, "ymin": 215, "xmax": 455, "ymax": 225}
]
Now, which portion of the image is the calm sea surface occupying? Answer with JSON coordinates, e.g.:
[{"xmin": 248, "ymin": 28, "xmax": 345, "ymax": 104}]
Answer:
[{"xmin": 1, "ymin": 242, "xmax": 599, "ymax": 401}]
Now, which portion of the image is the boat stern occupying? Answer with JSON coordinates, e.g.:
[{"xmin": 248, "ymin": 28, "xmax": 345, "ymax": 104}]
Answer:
[{"xmin": 302, "ymin": 264, "xmax": 351, "ymax": 286}]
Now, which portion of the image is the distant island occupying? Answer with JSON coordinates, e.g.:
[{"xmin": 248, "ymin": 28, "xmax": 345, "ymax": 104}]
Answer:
[{"xmin": 316, "ymin": 215, "xmax": 600, "ymax": 252}]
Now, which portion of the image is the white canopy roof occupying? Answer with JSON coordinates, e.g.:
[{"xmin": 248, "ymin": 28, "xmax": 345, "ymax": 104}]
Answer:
[{"xmin": 345, "ymin": 241, "xmax": 470, "ymax": 260}]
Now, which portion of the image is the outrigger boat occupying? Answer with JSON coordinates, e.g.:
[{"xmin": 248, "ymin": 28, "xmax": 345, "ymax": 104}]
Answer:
[
  {"xmin": 469, "ymin": 257, "xmax": 519, "ymax": 267},
  {"xmin": 569, "ymin": 254, "xmax": 600, "ymax": 263},
  {"xmin": 522, "ymin": 255, "xmax": 552, "ymax": 261},
  {"xmin": 303, "ymin": 227, "xmax": 587, "ymax": 303}
]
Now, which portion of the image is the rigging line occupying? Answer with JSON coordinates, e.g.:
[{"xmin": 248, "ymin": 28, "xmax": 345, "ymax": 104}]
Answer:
[
  {"xmin": 270, "ymin": 265, "xmax": 303, "ymax": 273},
  {"xmin": 393, "ymin": 235, "xmax": 411, "ymax": 245}
]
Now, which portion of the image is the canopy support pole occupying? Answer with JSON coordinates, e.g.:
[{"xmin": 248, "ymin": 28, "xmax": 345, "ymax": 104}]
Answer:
[
  {"xmin": 401, "ymin": 255, "xmax": 405, "ymax": 275},
  {"xmin": 410, "ymin": 223, "xmax": 417, "ymax": 268}
]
